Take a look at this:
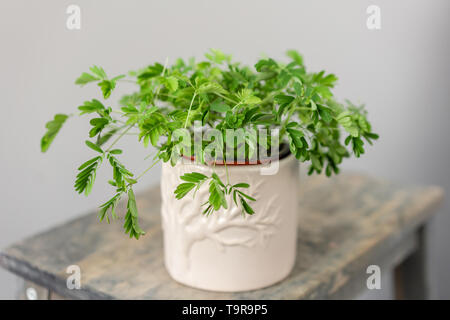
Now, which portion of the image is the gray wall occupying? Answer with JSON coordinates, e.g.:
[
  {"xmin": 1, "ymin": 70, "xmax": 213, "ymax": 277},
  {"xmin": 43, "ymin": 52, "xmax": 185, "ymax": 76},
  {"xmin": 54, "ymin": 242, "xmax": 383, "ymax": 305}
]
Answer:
[{"xmin": 0, "ymin": 0, "xmax": 449, "ymax": 299}]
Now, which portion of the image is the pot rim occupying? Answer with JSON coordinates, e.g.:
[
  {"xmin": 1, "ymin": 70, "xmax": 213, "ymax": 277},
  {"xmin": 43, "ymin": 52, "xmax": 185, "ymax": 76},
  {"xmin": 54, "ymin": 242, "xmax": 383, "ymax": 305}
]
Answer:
[
  {"xmin": 181, "ymin": 143, "xmax": 292, "ymax": 167},
  {"xmin": 174, "ymin": 150, "xmax": 296, "ymax": 173}
]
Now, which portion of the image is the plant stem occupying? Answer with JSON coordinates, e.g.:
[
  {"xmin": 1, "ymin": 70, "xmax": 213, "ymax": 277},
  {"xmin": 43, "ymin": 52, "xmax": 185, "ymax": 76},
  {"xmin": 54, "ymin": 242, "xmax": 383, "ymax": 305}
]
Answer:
[
  {"xmin": 136, "ymin": 159, "xmax": 161, "ymax": 181},
  {"xmin": 279, "ymin": 106, "xmax": 296, "ymax": 139},
  {"xmin": 231, "ymin": 101, "xmax": 242, "ymax": 111},
  {"xmin": 106, "ymin": 125, "xmax": 134, "ymax": 151},
  {"xmin": 158, "ymin": 93, "xmax": 179, "ymax": 100},
  {"xmin": 184, "ymin": 92, "xmax": 197, "ymax": 128},
  {"xmin": 154, "ymin": 57, "xmax": 169, "ymax": 101},
  {"xmin": 260, "ymin": 91, "xmax": 279, "ymax": 104},
  {"xmin": 224, "ymin": 162, "xmax": 230, "ymax": 185},
  {"xmin": 215, "ymin": 92, "xmax": 238, "ymax": 104}
]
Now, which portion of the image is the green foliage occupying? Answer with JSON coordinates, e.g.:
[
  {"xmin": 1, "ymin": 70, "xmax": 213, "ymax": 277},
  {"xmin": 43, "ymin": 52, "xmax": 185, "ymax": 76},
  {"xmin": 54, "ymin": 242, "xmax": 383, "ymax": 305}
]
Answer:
[
  {"xmin": 75, "ymin": 65, "xmax": 125, "ymax": 99},
  {"xmin": 123, "ymin": 188, "xmax": 145, "ymax": 239},
  {"xmin": 73, "ymin": 139, "xmax": 143, "ymax": 239},
  {"xmin": 286, "ymin": 122, "xmax": 309, "ymax": 161},
  {"xmin": 175, "ymin": 171, "xmax": 255, "ymax": 216},
  {"xmin": 99, "ymin": 192, "xmax": 122, "ymax": 223},
  {"xmin": 85, "ymin": 140, "xmax": 103, "ymax": 153},
  {"xmin": 74, "ymin": 154, "xmax": 102, "ymax": 196},
  {"xmin": 40, "ymin": 114, "xmax": 68, "ymax": 152},
  {"xmin": 174, "ymin": 172, "xmax": 208, "ymax": 199},
  {"xmin": 41, "ymin": 49, "xmax": 378, "ymax": 239},
  {"xmin": 78, "ymin": 99, "xmax": 109, "ymax": 116},
  {"xmin": 96, "ymin": 127, "xmax": 120, "ymax": 147},
  {"xmin": 107, "ymin": 152, "xmax": 135, "ymax": 188}
]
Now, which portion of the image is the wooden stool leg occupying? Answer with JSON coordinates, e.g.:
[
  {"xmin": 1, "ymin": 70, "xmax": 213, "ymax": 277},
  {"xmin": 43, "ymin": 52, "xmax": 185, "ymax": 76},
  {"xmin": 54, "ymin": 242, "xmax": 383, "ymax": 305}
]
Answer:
[{"xmin": 394, "ymin": 226, "xmax": 429, "ymax": 299}]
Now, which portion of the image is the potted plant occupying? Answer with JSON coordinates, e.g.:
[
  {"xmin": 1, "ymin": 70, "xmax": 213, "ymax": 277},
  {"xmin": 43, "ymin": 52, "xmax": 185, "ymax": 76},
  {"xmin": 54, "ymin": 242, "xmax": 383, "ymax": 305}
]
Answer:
[{"xmin": 41, "ymin": 49, "xmax": 378, "ymax": 292}]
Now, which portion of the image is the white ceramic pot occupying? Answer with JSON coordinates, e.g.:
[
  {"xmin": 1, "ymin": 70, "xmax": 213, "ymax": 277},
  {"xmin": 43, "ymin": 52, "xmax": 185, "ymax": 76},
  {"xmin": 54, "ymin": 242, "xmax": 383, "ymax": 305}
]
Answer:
[{"xmin": 160, "ymin": 154, "xmax": 300, "ymax": 292}]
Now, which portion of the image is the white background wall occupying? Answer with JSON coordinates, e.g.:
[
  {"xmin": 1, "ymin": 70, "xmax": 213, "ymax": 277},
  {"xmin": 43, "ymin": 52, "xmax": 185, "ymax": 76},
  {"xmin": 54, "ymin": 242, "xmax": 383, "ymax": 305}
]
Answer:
[{"xmin": 0, "ymin": 0, "xmax": 449, "ymax": 299}]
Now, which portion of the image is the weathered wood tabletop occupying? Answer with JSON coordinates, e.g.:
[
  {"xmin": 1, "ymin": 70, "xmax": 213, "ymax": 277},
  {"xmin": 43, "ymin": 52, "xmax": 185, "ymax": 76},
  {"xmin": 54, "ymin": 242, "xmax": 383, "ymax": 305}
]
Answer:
[{"xmin": 0, "ymin": 173, "xmax": 444, "ymax": 299}]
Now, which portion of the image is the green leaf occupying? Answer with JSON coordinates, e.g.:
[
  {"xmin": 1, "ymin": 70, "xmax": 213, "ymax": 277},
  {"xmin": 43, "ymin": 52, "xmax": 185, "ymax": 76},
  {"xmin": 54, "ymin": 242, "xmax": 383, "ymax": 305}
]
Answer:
[
  {"xmin": 85, "ymin": 140, "xmax": 104, "ymax": 153},
  {"xmin": 236, "ymin": 89, "xmax": 261, "ymax": 105},
  {"xmin": 277, "ymin": 69, "xmax": 292, "ymax": 87},
  {"xmin": 78, "ymin": 99, "xmax": 105, "ymax": 115},
  {"xmin": 293, "ymin": 82, "xmax": 303, "ymax": 96},
  {"xmin": 315, "ymin": 85, "xmax": 333, "ymax": 99},
  {"xmin": 236, "ymin": 190, "xmax": 256, "ymax": 202},
  {"xmin": 286, "ymin": 50, "xmax": 304, "ymax": 66},
  {"xmin": 89, "ymin": 117, "xmax": 110, "ymax": 138},
  {"xmin": 325, "ymin": 164, "xmax": 332, "ymax": 177},
  {"xmin": 127, "ymin": 189, "xmax": 138, "ymax": 216},
  {"xmin": 40, "ymin": 114, "xmax": 69, "ymax": 152},
  {"xmin": 98, "ymin": 80, "xmax": 115, "ymax": 99},
  {"xmin": 175, "ymin": 172, "xmax": 210, "ymax": 200},
  {"xmin": 254, "ymin": 58, "xmax": 277, "ymax": 72},
  {"xmin": 180, "ymin": 172, "xmax": 208, "ymax": 183},
  {"xmin": 164, "ymin": 76, "xmax": 178, "ymax": 92},
  {"xmin": 107, "ymin": 154, "xmax": 134, "ymax": 188},
  {"xmin": 310, "ymin": 154, "xmax": 322, "ymax": 172},
  {"xmin": 287, "ymin": 127, "xmax": 304, "ymax": 151},
  {"xmin": 149, "ymin": 129, "xmax": 160, "ymax": 147},
  {"xmin": 208, "ymin": 179, "xmax": 227, "ymax": 210},
  {"xmin": 125, "ymin": 177, "xmax": 138, "ymax": 185},
  {"xmin": 75, "ymin": 66, "xmax": 108, "ymax": 86},
  {"xmin": 210, "ymin": 100, "xmax": 230, "ymax": 113},
  {"xmin": 197, "ymin": 82, "xmax": 227, "ymax": 95},
  {"xmin": 99, "ymin": 192, "xmax": 122, "ymax": 223},
  {"xmin": 240, "ymin": 197, "xmax": 255, "ymax": 215},
  {"xmin": 121, "ymin": 105, "xmax": 139, "ymax": 114},
  {"xmin": 365, "ymin": 132, "xmax": 379, "ymax": 140},
  {"xmin": 344, "ymin": 135, "xmax": 352, "ymax": 146},
  {"xmin": 320, "ymin": 73, "xmax": 338, "ymax": 87},
  {"xmin": 90, "ymin": 118, "xmax": 109, "ymax": 127},
  {"xmin": 74, "ymin": 156, "xmax": 103, "ymax": 195},
  {"xmin": 232, "ymin": 183, "xmax": 250, "ymax": 188},
  {"xmin": 78, "ymin": 156, "xmax": 102, "ymax": 171},
  {"xmin": 274, "ymin": 94, "xmax": 295, "ymax": 105},
  {"xmin": 336, "ymin": 111, "xmax": 361, "ymax": 136},
  {"xmin": 111, "ymin": 74, "xmax": 126, "ymax": 82},
  {"xmin": 347, "ymin": 127, "xmax": 359, "ymax": 137},
  {"xmin": 205, "ymin": 48, "xmax": 231, "ymax": 64},
  {"xmin": 109, "ymin": 149, "xmax": 122, "ymax": 154},
  {"xmin": 89, "ymin": 65, "xmax": 107, "ymax": 79},
  {"xmin": 174, "ymin": 182, "xmax": 196, "ymax": 199},
  {"xmin": 318, "ymin": 105, "xmax": 332, "ymax": 123},
  {"xmin": 124, "ymin": 188, "xmax": 145, "ymax": 239},
  {"xmin": 211, "ymin": 173, "xmax": 225, "ymax": 187},
  {"xmin": 245, "ymin": 96, "xmax": 262, "ymax": 105},
  {"xmin": 75, "ymin": 72, "xmax": 99, "ymax": 85},
  {"xmin": 138, "ymin": 63, "xmax": 164, "ymax": 80}
]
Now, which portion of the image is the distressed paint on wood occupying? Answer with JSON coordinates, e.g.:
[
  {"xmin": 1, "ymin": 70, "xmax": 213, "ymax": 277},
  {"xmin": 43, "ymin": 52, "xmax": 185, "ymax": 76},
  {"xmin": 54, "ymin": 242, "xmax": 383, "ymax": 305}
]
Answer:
[{"xmin": 0, "ymin": 173, "xmax": 444, "ymax": 299}]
